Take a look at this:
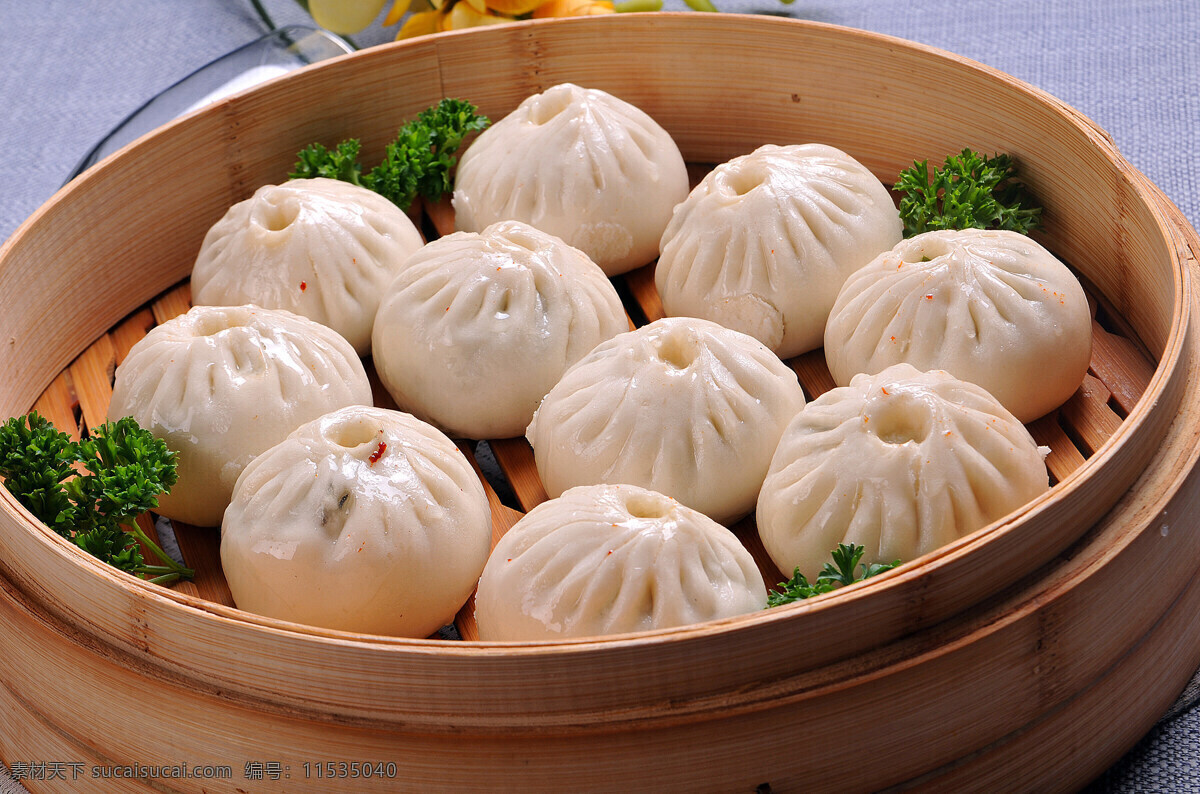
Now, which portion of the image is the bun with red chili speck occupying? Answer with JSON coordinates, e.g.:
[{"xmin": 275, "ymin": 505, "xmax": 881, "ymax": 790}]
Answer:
[
  {"xmin": 824, "ymin": 228, "xmax": 1092, "ymax": 422},
  {"xmin": 220, "ymin": 404, "xmax": 491, "ymax": 638}
]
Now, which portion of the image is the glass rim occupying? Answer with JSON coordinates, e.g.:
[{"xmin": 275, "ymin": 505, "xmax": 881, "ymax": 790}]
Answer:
[{"xmin": 65, "ymin": 25, "xmax": 353, "ymax": 184}]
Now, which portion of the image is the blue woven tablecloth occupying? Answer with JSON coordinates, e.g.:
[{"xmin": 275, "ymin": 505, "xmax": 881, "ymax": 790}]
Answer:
[{"xmin": 0, "ymin": 1, "xmax": 1197, "ymax": 790}]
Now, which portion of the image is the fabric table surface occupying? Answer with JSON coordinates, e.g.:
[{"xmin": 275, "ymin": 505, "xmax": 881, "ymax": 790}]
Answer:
[{"xmin": 1, "ymin": 0, "xmax": 1198, "ymax": 791}]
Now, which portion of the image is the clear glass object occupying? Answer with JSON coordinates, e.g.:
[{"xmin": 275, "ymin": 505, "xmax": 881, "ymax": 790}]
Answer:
[{"xmin": 67, "ymin": 25, "xmax": 352, "ymax": 181}]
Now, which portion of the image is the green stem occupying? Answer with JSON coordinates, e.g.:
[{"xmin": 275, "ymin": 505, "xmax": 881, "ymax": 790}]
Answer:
[
  {"xmin": 614, "ymin": 0, "xmax": 663, "ymax": 11},
  {"xmin": 249, "ymin": 0, "xmax": 277, "ymax": 30},
  {"xmin": 124, "ymin": 521, "xmax": 195, "ymax": 581}
]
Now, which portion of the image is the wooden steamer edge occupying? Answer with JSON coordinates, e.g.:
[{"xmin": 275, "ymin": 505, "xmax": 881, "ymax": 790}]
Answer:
[{"xmin": 0, "ymin": 15, "xmax": 1197, "ymax": 792}]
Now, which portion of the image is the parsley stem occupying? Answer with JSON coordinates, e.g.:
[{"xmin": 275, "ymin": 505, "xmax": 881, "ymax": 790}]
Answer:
[{"xmin": 123, "ymin": 521, "xmax": 195, "ymax": 581}]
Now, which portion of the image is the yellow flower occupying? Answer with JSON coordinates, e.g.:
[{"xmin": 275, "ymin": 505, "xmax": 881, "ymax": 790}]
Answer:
[
  {"xmin": 532, "ymin": 0, "xmax": 614, "ymax": 16},
  {"xmin": 396, "ymin": 8, "xmax": 443, "ymax": 37},
  {"xmin": 483, "ymin": 0, "xmax": 545, "ymax": 16},
  {"xmin": 383, "ymin": 0, "xmax": 423, "ymax": 24},
  {"xmin": 441, "ymin": 1, "xmax": 513, "ymax": 30},
  {"xmin": 300, "ymin": 0, "xmax": 678, "ymax": 40},
  {"xmin": 306, "ymin": 0, "xmax": 392, "ymax": 34},
  {"xmin": 394, "ymin": 0, "xmax": 515, "ymax": 38}
]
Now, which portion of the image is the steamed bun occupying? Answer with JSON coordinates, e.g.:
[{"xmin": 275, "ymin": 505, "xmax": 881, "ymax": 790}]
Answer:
[
  {"xmin": 655, "ymin": 143, "xmax": 903, "ymax": 359},
  {"xmin": 371, "ymin": 220, "xmax": 628, "ymax": 439},
  {"xmin": 526, "ymin": 317, "xmax": 807, "ymax": 524},
  {"xmin": 474, "ymin": 484, "xmax": 767, "ymax": 640},
  {"xmin": 452, "ymin": 83, "xmax": 689, "ymax": 276},
  {"xmin": 221, "ymin": 405, "xmax": 492, "ymax": 637},
  {"xmin": 191, "ymin": 177, "xmax": 424, "ymax": 354},
  {"xmin": 107, "ymin": 304, "xmax": 372, "ymax": 527},
  {"xmin": 756, "ymin": 364, "xmax": 1049, "ymax": 579},
  {"xmin": 824, "ymin": 228, "xmax": 1092, "ymax": 422}
]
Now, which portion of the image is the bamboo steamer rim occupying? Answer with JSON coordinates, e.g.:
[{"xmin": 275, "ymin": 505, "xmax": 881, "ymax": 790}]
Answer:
[{"xmin": 0, "ymin": 12, "xmax": 1190, "ymax": 675}]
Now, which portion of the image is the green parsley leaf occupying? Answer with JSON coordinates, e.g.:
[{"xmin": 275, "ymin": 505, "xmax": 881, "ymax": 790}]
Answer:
[
  {"xmin": 289, "ymin": 98, "xmax": 490, "ymax": 212},
  {"xmin": 290, "ymin": 139, "xmax": 365, "ymax": 185},
  {"xmin": 0, "ymin": 412, "xmax": 193, "ymax": 585},
  {"xmin": 0, "ymin": 411, "xmax": 79, "ymax": 535},
  {"xmin": 76, "ymin": 416, "xmax": 179, "ymax": 527},
  {"xmin": 75, "ymin": 524, "xmax": 146, "ymax": 574},
  {"xmin": 766, "ymin": 543, "xmax": 900, "ymax": 607},
  {"xmin": 894, "ymin": 148, "xmax": 1043, "ymax": 238}
]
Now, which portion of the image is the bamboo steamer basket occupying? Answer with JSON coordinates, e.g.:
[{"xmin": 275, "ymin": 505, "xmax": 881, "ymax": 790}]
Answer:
[{"xmin": 1, "ymin": 13, "xmax": 1199, "ymax": 792}]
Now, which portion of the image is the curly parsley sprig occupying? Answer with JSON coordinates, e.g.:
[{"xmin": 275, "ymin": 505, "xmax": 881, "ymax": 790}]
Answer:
[
  {"xmin": 894, "ymin": 148, "xmax": 1043, "ymax": 238},
  {"xmin": 767, "ymin": 543, "xmax": 900, "ymax": 607},
  {"xmin": 0, "ymin": 412, "xmax": 193, "ymax": 585},
  {"xmin": 290, "ymin": 98, "xmax": 490, "ymax": 212}
]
